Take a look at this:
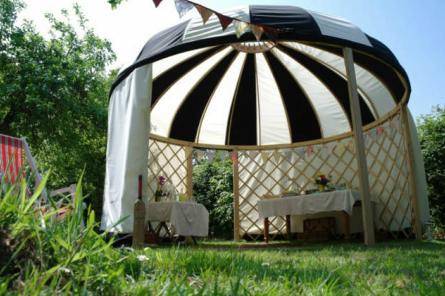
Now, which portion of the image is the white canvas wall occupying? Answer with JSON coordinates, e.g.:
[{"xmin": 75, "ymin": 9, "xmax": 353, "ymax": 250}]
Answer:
[{"xmin": 101, "ymin": 64, "xmax": 152, "ymax": 233}]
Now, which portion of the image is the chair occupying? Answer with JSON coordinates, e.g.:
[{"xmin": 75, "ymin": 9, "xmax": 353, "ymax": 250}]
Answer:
[{"xmin": 0, "ymin": 134, "xmax": 75, "ymax": 205}]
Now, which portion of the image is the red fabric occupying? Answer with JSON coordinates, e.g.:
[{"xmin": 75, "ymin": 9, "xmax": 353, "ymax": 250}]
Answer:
[
  {"xmin": 0, "ymin": 134, "xmax": 23, "ymax": 184},
  {"xmin": 216, "ymin": 13, "xmax": 233, "ymax": 31},
  {"xmin": 153, "ymin": 0, "xmax": 163, "ymax": 7}
]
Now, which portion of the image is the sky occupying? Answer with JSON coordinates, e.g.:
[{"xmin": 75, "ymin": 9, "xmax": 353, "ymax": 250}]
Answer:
[{"xmin": 20, "ymin": 0, "xmax": 445, "ymax": 119}]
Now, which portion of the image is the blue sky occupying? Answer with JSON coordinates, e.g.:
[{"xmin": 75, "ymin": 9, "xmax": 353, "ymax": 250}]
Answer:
[{"xmin": 23, "ymin": 0, "xmax": 444, "ymax": 119}]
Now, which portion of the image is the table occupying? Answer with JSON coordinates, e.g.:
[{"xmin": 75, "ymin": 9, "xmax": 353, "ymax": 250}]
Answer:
[
  {"xmin": 257, "ymin": 190, "xmax": 361, "ymax": 243},
  {"xmin": 146, "ymin": 201, "xmax": 209, "ymax": 238}
]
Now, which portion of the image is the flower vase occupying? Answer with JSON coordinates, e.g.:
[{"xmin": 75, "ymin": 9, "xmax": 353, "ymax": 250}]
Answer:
[{"xmin": 318, "ymin": 184, "xmax": 326, "ymax": 192}]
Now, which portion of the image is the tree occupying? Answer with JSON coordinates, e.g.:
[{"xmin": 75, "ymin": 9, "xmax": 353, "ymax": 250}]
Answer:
[
  {"xmin": 193, "ymin": 153, "xmax": 233, "ymax": 238},
  {"xmin": 0, "ymin": 0, "xmax": 116, "ymax": 213},
  {"xmin": 417, "ymin": 106, "xmax": 445, "ymax": 229}
]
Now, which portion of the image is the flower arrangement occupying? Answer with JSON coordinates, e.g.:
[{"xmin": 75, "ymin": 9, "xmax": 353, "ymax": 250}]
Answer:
[
  {"xmin": 315, "ymin": 174, "xmax": 331, "ymax": 192},
  {"xmin": 154, "ymin": 175, "xmax": 167, "ymax": 202}
]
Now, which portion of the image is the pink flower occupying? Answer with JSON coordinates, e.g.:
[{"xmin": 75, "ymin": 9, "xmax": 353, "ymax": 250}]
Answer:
[{"xmin": 158, "ymin": 176, "xmax": 166, "ymax": 186}]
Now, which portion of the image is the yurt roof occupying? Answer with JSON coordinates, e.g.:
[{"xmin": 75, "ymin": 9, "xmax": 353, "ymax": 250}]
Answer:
[{"xmin": 111, "ymin": 5, "xmax": 410, "ymax": 147}]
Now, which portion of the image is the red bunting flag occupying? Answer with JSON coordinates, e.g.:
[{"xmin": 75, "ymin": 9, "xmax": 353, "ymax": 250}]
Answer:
[
  {"xmin": 216, "ymin": 13, "xmax": 233, "ymax": 31},
  {"xmin": 195, "ymin": 4, "xmax": 213, "ymax": 24},
  {"xmin": 250, "ymin": 24, "xmax": 264, "ymax": 41},
  {"xmin": 152, "ymin": 0, "xmax": 163, "ymax": 7},
  {"xmin": 231, "ymin": 151, "xmax": 238, "ymax": 162},
  {"xmin": 306, "ymin": 145, "xmax": 314, "ymax": 157},
  {"xmin": 376, "ymin": 126, "xmax": 384, "ymax": 135}
]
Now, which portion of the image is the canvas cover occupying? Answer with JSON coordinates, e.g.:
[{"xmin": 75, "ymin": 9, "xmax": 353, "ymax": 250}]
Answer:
[{"xmin": 102, "ymin": 5, "xmax": 429, "ymax": 234}]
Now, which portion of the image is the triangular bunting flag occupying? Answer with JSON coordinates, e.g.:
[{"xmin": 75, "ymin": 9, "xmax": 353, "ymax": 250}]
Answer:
[
  {"xmin": 216, "ymin": 13, "xmax": 233, "ymax": 31},
  {"xmin": 248, "ymin": 150, "xmax": 258, "ymax": 159},
  {"xmin": 174, "ymin": 0, "xmax": 194, "ymax": 17},
  {"xmin": 260, "ymin": 151, "xmax": 269, "ymax": 163},
  {"xmin": 153, "ymin": 0, "xmax": 163, "ymax": 7},
  {"xmin": 296, "ymin": 147, "xmax": 305, "ymax": 158},
  {"xmin": 284, "ymin": 149, "xmax": 293, "ymax": 161},
  {"xmin": 231, "ymin": 151, "xmax": 238, "ymax": 162},
  {"xmin": 376, "ymin": 126, "xmax": 384, "ymax": 135},
  {"xmin": 195, "ymin": 4, "xmax": 213, "ymax": 24},
  {"xmin": 233, "ymin": 20, "xmax": 249, "ymax": 38},
  {"xmin": 273, "ymin": 150, "xmax": 281, "ymax": 163},
  {"xmin": 306, "ymin": 145, "xmax": 314, "ymax": 157},
  {"xmin": 326, "ymin": 142, "xmax": 337, "ymax": 153},
  {"xmin": 250, "ymin": 24, "xmax": 264, "ymax": 41}
]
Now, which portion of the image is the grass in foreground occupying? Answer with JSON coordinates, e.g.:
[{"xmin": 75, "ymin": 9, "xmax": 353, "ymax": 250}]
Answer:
[{"xmin": 0, "ymin": 177, "xmax": 444, "ymax": 295}]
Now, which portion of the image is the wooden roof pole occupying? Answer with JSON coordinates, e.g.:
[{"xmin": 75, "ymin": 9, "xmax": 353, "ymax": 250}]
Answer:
[
  {"xmin": 232, "ymin": 150, "xmax": 241, "ymax": 241},
  {"xmin": 343, "ymin": 47, "xmax": 376, "ymax": 245}
]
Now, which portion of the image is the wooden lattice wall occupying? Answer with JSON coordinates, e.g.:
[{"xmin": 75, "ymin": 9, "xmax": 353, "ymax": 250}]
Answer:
[
  {"xmin": 235, "ymin": 110, "xmax": 415, "ymax": 240},
  {"xmin": 147, "ymin": 139, "xmax": 190, "ymax": 202}
]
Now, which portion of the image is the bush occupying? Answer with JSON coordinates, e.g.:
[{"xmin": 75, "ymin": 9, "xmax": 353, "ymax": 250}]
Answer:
[
  {"xmin": 417, "ymin": 106, "xmax": 445, "ymax": 230},
  {"xmin": 192, "ymin": 152, "xmax": 233, "ymax": 239}
]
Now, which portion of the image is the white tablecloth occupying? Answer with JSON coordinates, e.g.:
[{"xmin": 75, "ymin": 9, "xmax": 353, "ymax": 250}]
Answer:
[
  {"xmin": 146, "ymin": 201, "xmax": 209, "ymax": 237},
  {"xmin": 257, "ymin": 190, "xmax": 361, "ymax": 219}
]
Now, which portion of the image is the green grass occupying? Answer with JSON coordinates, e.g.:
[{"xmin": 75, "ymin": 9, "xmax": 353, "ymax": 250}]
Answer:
[{"xmin": 1, "ymin": 177, "xmax": 444, "ymax": 295}]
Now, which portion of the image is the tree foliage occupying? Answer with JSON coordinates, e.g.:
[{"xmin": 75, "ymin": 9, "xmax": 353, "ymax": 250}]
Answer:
[
  {"xmin": 0, "ymin": 0, "xmax": 115, "ymax": 213},
  {"xmin": 417, "ymin": 106, "xmax": 445, "ymax": 229},
  {"xmin": 193, "ymin": 153, "xmax": 233, "ymax": 238}
]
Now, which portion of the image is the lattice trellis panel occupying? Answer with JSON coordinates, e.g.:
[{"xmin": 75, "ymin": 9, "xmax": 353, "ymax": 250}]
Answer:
[
  {"xmin": 147, "ymin": 138, "xmax": 188, "ymax": 201},
  {"xmin": 237, "ymin": 111, "xmax": 414, "ymax": 240}
]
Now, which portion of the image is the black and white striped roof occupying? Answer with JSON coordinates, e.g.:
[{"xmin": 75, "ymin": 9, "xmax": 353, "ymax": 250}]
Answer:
[{"xmin": 112, "ymin": 5, "xmax": 410, "ymax": 146}]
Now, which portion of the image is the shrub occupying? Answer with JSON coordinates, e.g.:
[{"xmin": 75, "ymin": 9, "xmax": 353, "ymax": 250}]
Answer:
[
  {"xmin": 192, "ymin": 152, "xmax": 233, "ymax": 239},
  {"xmin": 417, "ymin": 106, "xmax": 445, "ymax": 230}
]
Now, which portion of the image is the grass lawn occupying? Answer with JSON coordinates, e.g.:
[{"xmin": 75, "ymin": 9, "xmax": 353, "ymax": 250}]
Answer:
[
  {"xmin": 124, "ymin": 240, "xmax": 445, "ymax": 295},
  {"xmin": 1, "ymin": 182, "xmax": 444, "ymax": 295}
]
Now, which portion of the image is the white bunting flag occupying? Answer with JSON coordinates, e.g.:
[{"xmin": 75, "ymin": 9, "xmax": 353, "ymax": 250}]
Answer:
[
  {"xmin": 174, "ymin": 0, "xmax": 194, "ymax": 17},
  {"xmin": 234, "ymin": 20, "xmax": 249, "ymax": 38},
  {"xmin": 273, "ymin": 150, "xmax": 281, "ymax": 163},
  {"xmin": 250, "ymin": 24, "xmax": 264, "ymax": 41},
  {"xmin": 260, "ymin": 151, "xmax": 269, "ymax": 163}
]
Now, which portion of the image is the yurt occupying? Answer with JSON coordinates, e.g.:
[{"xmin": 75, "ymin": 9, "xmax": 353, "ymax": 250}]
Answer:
[{"xmin": 101, "ymin": 4, "xmax": 430, "ymax": 245}]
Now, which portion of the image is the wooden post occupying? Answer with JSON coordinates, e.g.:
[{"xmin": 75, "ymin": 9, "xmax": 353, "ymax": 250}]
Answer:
[
  {"xmin": 343, "ymin": 47, "xmax": 376, "ymax": 245},
  {"xmin": 401, "ymin": 105, "xmax": 423, "ymax": 239},
  {"xmin": 185, "ymin": 146, "xmax": 193, "ymax": 200},
  {"xmin": 232, "ymin": 150, "xmax": 241, "ymax": 241}
]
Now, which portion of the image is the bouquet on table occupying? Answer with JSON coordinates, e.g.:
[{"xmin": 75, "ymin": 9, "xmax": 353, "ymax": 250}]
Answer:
[
  {"xmin": 154, "ymin": 175, "xmax": 179, "ymax": 202},
  {"xmin": 154, "ymin": 176, "xmax": 167, "ymax": 202},
  {"xmin": 314, "ymin": 174, "xmax": 332, "ymax": 192}
]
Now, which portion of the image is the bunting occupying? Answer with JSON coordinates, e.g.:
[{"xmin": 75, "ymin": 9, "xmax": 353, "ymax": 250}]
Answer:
[
  {"xmin": 216, "ymin": 13, "xmax": 233, "ymax": 31},
  {"xmin": 273, "ymin": 150, "xmax": 281, "ymax": 163},
  {"xmin": 174, "ymin": 0, "xmax": 194, "ymax": 17},
  {"xmin": 194, "ymin": 4, "xmax": 212, "ymax": 24},
  {"xmin": 231, "ymin": 151, "xmax": 238, "ymax": 162},
  {"xmin": 153, "ymin": 0, "xmax": 163, "ymax": 7},
  {"xmin": 154, "ymin": 0, "xmax": 280, "ymax": 40},
  {"xmin": 233, "ymin": 20, "xmax": 249, "ymax": 38},
  {"xmin": 296, "ymin": 147, "xmax": 305, "ymax": 158},
  {"xmin": 260, "ymin": 151, "xmax": 269, "ymax": 163},
  {"xmin": 248, "ymin": 150, "xmax": 258, "ymax": 159},
  {"xmin": 306, "ymin": 145, "xmax": 314, "ymax": 157},
  {"xmin": 376, "ymin": 126, "xmax": 384, "ymax": 135},
  {"xmin": 251, "ymin": 24, "xmax": 264, "ymax": 41}
]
